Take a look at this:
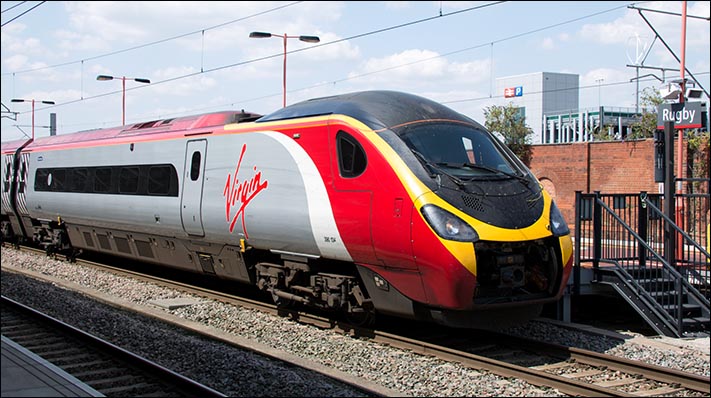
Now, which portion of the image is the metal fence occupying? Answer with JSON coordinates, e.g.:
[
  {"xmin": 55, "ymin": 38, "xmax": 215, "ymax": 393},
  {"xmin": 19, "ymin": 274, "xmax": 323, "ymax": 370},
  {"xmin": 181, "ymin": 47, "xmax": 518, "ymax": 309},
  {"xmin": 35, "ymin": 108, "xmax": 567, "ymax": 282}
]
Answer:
[
  {"xmin": 574, "ymin": 185, "xmax": 710, "ymax": 336},
  {"xmin": 576, "ymin": 182, "xmax": 709, "ymax": 272}
]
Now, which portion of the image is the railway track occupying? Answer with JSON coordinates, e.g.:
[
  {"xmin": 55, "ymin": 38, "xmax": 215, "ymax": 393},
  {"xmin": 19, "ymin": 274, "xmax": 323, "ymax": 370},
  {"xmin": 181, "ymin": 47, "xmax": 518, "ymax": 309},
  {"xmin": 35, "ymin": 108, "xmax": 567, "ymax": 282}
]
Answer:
[
  {"xmin": 380, "ymin": 324, "xmax": 711, "ymax": 397},
  {"xmin": 5, "ymin": 245, "xmax": 711, "ymax": 397},
  {"xmin": 1, "ymin": 295, "xmax": 226, "ymax": 398}
]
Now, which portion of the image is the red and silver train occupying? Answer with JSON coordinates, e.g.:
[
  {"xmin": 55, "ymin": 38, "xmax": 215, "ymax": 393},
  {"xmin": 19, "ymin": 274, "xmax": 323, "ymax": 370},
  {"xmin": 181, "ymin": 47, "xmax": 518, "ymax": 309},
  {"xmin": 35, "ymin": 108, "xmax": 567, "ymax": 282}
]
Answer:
[{"xmin": 1, "ymin": 90, "xmax": 572, "ymax": 328}]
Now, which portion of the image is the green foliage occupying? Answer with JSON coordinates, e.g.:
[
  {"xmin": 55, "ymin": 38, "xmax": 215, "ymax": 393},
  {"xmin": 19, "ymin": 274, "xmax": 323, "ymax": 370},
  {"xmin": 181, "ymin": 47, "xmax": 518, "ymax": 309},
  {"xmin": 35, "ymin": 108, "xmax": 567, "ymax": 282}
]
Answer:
[
  {"xmin": 687, "ymin": 130, "xmax": 710, "ymax": 179},
  {"xmin": 483, "ymin": 103, "xmax": 533, "ymax": 165},
  {"xmin": 629, "ymin": 87, "xmax": 664, "ymax": 140},
  {"xmin": 592, "ymin": 124, "xmax": 617, "ymax": 141}
]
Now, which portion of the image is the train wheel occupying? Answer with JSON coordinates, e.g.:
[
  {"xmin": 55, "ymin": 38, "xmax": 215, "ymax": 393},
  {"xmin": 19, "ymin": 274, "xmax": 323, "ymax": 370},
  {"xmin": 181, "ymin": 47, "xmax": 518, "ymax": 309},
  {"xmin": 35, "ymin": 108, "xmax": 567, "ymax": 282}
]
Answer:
[{"xmin": 345, "ymin": 308, "xmax": 376, "ymax": 328}]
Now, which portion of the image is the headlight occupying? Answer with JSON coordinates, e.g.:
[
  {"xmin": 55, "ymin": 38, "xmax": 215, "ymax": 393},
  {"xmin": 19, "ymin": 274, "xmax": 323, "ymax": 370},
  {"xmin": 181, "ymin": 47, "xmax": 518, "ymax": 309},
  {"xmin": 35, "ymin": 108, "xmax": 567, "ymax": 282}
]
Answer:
[
  {"xmin": 420, "ymin": 204, "xmax": 479, "ymax": 242},
  {"xmin": 549, "ymin": 201, "xmax": 570, "ymax": 236}
]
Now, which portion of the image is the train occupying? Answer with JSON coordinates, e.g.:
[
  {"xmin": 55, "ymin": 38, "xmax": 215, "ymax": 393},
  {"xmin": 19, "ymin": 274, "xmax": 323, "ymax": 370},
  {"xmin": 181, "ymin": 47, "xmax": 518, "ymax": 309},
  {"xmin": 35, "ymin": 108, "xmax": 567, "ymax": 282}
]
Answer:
[{"xmin": 1, "ymin": 90, "xmax": 573, "ymax": 328}]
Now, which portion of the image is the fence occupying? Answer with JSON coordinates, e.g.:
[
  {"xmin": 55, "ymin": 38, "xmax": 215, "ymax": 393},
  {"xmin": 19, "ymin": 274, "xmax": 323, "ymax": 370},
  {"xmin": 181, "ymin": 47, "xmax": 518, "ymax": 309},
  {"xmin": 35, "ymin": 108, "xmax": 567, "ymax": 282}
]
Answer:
[{"xmin": 574, "ymin": 182, "xmax": 709, "ymax": 336}]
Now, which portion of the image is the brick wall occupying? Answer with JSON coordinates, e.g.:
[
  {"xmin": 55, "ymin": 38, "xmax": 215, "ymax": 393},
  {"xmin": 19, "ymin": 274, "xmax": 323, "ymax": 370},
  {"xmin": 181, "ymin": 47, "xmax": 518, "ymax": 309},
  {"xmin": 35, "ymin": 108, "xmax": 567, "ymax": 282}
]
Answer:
[{"xmin": 529, "ymin": 138, "xmax": 690, "ymax": 226}]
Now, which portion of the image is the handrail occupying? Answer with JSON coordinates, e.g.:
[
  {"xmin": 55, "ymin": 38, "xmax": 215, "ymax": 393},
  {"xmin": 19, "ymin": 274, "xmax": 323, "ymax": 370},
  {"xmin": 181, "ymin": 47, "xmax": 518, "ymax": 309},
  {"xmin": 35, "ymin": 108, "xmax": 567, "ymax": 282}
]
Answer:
[
  {"xmin": 597, "ymin": 197, "xmax": 709, "ymax": 308},
  {"xmin": 642, "ymin": 193, "xmax": 711, "ymax": 260},
  {"xmin": 594, "ymin": 258, "xmax": 680, "ymax": 336},
  {"xmin": 574, "ymin": 190, "xmax": 709, "ymax": 336}
]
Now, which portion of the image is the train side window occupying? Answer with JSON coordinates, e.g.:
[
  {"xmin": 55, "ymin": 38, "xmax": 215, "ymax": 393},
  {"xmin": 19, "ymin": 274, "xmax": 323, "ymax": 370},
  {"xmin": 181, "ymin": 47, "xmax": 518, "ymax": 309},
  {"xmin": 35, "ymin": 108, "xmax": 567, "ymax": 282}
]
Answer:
[
  {"xmin": 34, "ymin": 169, "xmax": 50, "ymax": 191},
  {"xmin": 148, "ymin": 165, "xmax": 172, "ymax": 195},
  {"xmin": 119, "ymin": 166, "xmax": 139, "ymax": 194},
  {"xmin": 190, "ymin": 151, "xmax": 201, "ymax": 181},
  {"xmin": 337, "ymin": 131, "xmax": 367, "ymax": 178},
  {"xmin": 94, "ymin": 168, "xmax": 112, "ymax": 193},
  {"xmin": 51, "ymin": 169, "xmax": 66, "ymax": 192},
  {"xmin": 70, "ymin": 168, "xmax": 89, "ymax": 192}
]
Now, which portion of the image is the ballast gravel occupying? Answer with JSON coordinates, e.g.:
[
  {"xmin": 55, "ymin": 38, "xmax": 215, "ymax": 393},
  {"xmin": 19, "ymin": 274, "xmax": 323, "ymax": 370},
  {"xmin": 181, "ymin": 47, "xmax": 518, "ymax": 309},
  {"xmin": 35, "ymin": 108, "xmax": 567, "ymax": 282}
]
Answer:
[{"xmin": 1, "ymin": 246, "xmax": 709, "ymax": 397}]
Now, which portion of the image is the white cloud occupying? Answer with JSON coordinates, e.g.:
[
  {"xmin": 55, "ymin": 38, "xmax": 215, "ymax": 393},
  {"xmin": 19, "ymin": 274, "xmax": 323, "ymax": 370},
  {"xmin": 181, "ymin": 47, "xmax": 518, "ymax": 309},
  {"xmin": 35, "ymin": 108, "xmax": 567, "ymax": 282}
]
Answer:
[
  {"xmin": 579, "ymin": 1, "xmax": 709, "ymax": 51},
  {"xmin": 579, "ymin": 68, "xmax": 644, "ymax": 109},
  {"xmin": 349, "ymin": 49, "xmax": 490, "ymax": 87},
  {"xmin": 541, "ymin": 37, "xmax": 555, "ymax": 50},
  {"xmin": 2, "ymin": 54, "xmax": 30, "ymax": 71},
  {"xmin": 540, "ymin": 33, "xmax": 570, "ymax": 51},
  {"xmin": 149, "ymin": 66, "xmax": 218, "ymax": 96}
]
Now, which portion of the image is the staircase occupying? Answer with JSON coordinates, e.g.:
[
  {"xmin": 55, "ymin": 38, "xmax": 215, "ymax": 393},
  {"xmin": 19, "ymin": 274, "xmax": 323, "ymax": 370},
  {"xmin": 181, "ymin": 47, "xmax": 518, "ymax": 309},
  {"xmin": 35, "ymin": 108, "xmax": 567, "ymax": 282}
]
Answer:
[
  {"xmin": 574, "ymin": 191, "xmax": 710, "ymax": 337},
  {"xmin": 594, "ymin": 262, "xmax": 709, "ymax": 337}
]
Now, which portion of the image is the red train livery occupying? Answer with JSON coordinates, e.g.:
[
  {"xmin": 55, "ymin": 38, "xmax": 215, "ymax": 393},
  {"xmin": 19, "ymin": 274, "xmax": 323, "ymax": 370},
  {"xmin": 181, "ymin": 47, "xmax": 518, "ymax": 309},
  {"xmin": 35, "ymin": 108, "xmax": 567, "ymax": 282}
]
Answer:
[{"xmin": 1, "ymin": 91, "xmax": 573, "ymax": 328}]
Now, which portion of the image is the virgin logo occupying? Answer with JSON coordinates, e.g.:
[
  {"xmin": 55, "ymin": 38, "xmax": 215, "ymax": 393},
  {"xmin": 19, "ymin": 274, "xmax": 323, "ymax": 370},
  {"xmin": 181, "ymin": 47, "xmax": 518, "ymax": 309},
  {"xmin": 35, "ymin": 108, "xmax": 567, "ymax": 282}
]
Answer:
[{"xmin": 223, "ymin": 144, "xmax": 268, "ymax": 237}]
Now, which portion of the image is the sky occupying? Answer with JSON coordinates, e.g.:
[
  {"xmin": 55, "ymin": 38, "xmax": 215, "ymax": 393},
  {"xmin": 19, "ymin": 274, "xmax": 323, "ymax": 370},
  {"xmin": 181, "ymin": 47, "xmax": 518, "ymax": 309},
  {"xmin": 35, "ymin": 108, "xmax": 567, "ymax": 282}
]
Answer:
[{"xmin": 1, "ymin": 1, "xmax": 709, "ymax": 143}]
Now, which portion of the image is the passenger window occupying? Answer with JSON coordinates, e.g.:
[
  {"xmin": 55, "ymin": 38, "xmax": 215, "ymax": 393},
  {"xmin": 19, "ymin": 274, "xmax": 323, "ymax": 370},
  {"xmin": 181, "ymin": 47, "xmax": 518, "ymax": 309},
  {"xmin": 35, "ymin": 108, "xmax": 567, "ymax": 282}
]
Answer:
[
  {"xmin": 190, "ymin": 151, "xmax": 201, "ymax": 181},
  {"xmin": 34, "ymin": 169, "xmax": 50, "ymax": 191},
  {"xmin": 70, "ymin": 168, "xmax": 88, "ymax": 192},
  {"xmin": 119, "ymin": 167, "xmax": 139, "ymax": 193},
  {"xmin": 94, "ymin": 168, "xmax": 112, "ymax": 193},
  {"xmin": 148, "ymin": 166, "xmax": 171, "ymax": 195},
  {"xmin": 337, "ymin": 131, "xmax": 366, "ymax": 178},
  {"xmin": 51, "ymin": 169, "xmax": 66, "ymax": 191}
]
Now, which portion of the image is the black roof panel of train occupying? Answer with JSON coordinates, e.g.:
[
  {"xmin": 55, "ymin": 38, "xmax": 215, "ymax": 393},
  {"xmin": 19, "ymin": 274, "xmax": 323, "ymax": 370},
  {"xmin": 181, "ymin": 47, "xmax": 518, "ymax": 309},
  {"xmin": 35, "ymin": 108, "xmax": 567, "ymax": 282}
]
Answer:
[{"xmin": 256, "ymin": 90, "xmax": 483, "ymax": 134}]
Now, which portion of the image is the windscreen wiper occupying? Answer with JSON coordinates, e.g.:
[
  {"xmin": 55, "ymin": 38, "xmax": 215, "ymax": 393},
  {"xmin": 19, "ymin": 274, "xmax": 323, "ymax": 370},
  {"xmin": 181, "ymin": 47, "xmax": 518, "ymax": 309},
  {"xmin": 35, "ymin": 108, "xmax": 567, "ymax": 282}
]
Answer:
[
  {"xmin": 437, "ymin": 162, "xmax": 532, "ymax": 185},
  {"xmin": 411, "ymin": 150, "xmax": 466, "ymax": 187}
]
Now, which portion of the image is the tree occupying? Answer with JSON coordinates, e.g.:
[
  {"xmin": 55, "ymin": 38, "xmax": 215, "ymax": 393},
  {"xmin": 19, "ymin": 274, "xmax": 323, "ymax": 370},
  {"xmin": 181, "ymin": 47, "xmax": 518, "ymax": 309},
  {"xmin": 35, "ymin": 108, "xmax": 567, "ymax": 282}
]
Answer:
[
  {"xmin": 484, "ymin": 103, "xmax": 533, "ymax": 165},
  {"xmin": 629, "ymin": 86, "xmax": 664, "ymax": 140}
]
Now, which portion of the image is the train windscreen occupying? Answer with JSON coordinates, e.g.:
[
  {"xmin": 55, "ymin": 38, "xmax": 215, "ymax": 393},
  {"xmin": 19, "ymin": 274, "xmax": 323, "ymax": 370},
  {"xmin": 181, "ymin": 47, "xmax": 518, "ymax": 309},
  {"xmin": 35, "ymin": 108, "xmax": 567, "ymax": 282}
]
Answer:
[{"xmin": 399, "ymin": 122, "xmax": 523, "ymax": 181}]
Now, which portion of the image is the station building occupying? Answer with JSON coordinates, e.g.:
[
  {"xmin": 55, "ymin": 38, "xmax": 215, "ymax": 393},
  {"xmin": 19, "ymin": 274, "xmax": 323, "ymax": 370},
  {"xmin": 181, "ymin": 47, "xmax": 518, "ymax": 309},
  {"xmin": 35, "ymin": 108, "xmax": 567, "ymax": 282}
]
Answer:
[{"xmin": 495, "ymin": 72, "xmax": 639, "ymax": 144}]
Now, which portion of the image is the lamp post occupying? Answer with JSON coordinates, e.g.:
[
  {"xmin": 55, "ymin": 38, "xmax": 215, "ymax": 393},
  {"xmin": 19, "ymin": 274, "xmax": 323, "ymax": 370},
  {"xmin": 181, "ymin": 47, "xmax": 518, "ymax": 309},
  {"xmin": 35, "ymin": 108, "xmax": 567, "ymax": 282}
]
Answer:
[
  {"xmin": 249, "ymin": 31, "xmax": 320, "ymax": 107},
  {"xmin": 11, "ymin": 98, "xmax": 55, "ymax": 140},
  {"xmin": 96, "ymin": 75, "xmax": 151, "ymax": 125},
  {"xmin": 595, "ymin": 77, "xmax": 604, "ymax": 108},
  {"xmin": 594, "ymin": 78, "xmax": 605, "ymax": 135}
]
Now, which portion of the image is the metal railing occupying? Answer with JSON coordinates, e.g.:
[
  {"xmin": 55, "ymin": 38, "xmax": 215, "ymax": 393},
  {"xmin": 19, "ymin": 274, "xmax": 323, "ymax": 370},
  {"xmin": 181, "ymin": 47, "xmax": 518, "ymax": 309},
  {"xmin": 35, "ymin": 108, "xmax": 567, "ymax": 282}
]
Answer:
[{"xmin": 574, "ymin": 187, "xmax": 709, "ymax": 336}]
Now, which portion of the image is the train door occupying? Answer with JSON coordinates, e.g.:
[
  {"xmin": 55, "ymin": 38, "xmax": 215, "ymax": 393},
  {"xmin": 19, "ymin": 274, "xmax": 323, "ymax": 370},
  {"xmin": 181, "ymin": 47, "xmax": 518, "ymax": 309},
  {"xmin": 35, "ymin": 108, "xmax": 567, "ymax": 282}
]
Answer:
[
  {"xmin": 328, "ymin": 124, "xmax": 379, "ymax": 264},
  {"xmin": 3, "ymin": 150, "xmax": 32, "ymax": 240},
  {"xmin": 1, "ymin": 154, "xmax": 13, "ymax": 216},
  {"xmin": 181, "ymin": 140, "xmax": 207, "ymax": 236}
]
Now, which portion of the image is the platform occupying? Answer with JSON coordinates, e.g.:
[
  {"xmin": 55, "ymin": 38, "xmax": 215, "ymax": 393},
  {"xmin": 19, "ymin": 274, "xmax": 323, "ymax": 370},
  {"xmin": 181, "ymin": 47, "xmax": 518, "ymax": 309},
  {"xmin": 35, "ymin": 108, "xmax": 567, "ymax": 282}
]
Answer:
[{"xmin": 1, "ymin": 335, "xmax": 104, "ymax": 397}]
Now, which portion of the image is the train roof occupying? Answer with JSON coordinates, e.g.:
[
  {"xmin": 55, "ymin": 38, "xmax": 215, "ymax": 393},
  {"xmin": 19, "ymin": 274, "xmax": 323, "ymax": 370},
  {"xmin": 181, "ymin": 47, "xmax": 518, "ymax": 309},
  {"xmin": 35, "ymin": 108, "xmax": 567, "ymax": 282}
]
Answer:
[
  {"xmin": 257, "ymin": 90, "xmax": 485, "ymax": 134},
  {"xmin": 1, "ymin": 110, "xmax": 261, "ymax": 153},
  {"xmin": 1, "ymin": 91, "xmax": 484, "ymax": 153}
]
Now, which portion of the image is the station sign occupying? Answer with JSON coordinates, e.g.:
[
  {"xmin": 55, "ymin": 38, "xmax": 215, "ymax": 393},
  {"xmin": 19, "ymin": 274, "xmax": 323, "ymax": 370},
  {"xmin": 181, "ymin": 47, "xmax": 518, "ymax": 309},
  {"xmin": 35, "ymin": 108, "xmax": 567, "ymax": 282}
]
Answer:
[
  {"xmin": 504, "ymin": 86, "xmax": 523, "ymax": 98},
  {"xmin": 656, "ymin": 102, "xmax": 703, "ymax": 129}
]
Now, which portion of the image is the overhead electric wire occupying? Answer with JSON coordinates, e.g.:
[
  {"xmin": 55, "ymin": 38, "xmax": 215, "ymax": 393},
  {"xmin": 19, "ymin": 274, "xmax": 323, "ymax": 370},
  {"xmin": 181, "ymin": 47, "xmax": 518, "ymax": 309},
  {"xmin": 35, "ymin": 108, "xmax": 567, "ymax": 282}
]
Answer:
[
  {"xmin": 1, "ymin": 1, "xmax": 304, "ymax": 76},
  {"xmin": 3, "ymin": 1, "xmax": 707, "ymax": 129},
  {"xmin": 185, "ymin": 1, "xmax": 640, "ymax": 116},
  {"xmin": 5, "ymin": 1, "xmax": 508, "ymax": 121},
  {"xmin": 284, "ymin": 1, "xmax": 642, "ymax": 104},
  {"xmin": 1, "ymin": 1, "xmax": 45, "ymax": 27},
  {"xmin": 1, "ymin": 1, "xmax": 27, "ymax": 14}
]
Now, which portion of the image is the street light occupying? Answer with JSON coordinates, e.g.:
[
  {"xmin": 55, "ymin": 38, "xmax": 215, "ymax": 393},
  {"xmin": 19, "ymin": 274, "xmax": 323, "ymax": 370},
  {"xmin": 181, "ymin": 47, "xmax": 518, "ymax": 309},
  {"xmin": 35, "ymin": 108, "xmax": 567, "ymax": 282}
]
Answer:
[
  {"xmin": 595, "ymin": 77, "xmax": 604, "ymax": 108},
  {"xmin": 96, "ymin": 75, "xmax": 151, "ymax": 125},
  {"xmin": 249, "ymin": 31, "xmax": 320, "ymax": 107},
  {"xmin": 11, "ymin": 98, "xmax": 55, "ymax": 140}
]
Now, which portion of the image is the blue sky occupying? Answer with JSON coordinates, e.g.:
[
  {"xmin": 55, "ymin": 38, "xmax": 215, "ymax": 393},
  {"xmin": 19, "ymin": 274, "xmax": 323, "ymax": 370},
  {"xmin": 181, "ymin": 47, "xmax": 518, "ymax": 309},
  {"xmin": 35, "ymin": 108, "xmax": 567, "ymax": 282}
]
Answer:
[{"xmin": 1, "ymin": 1, "xmax": 709, "ymax": 142}]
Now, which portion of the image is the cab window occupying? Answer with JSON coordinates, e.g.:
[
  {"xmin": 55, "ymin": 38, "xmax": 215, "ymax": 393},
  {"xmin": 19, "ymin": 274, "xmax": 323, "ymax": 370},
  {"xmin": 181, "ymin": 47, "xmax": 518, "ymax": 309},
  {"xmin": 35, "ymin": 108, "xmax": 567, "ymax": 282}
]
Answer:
[{"xmin": 337, "ymin": 131, "xmax": 366, "ymax": 178}]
